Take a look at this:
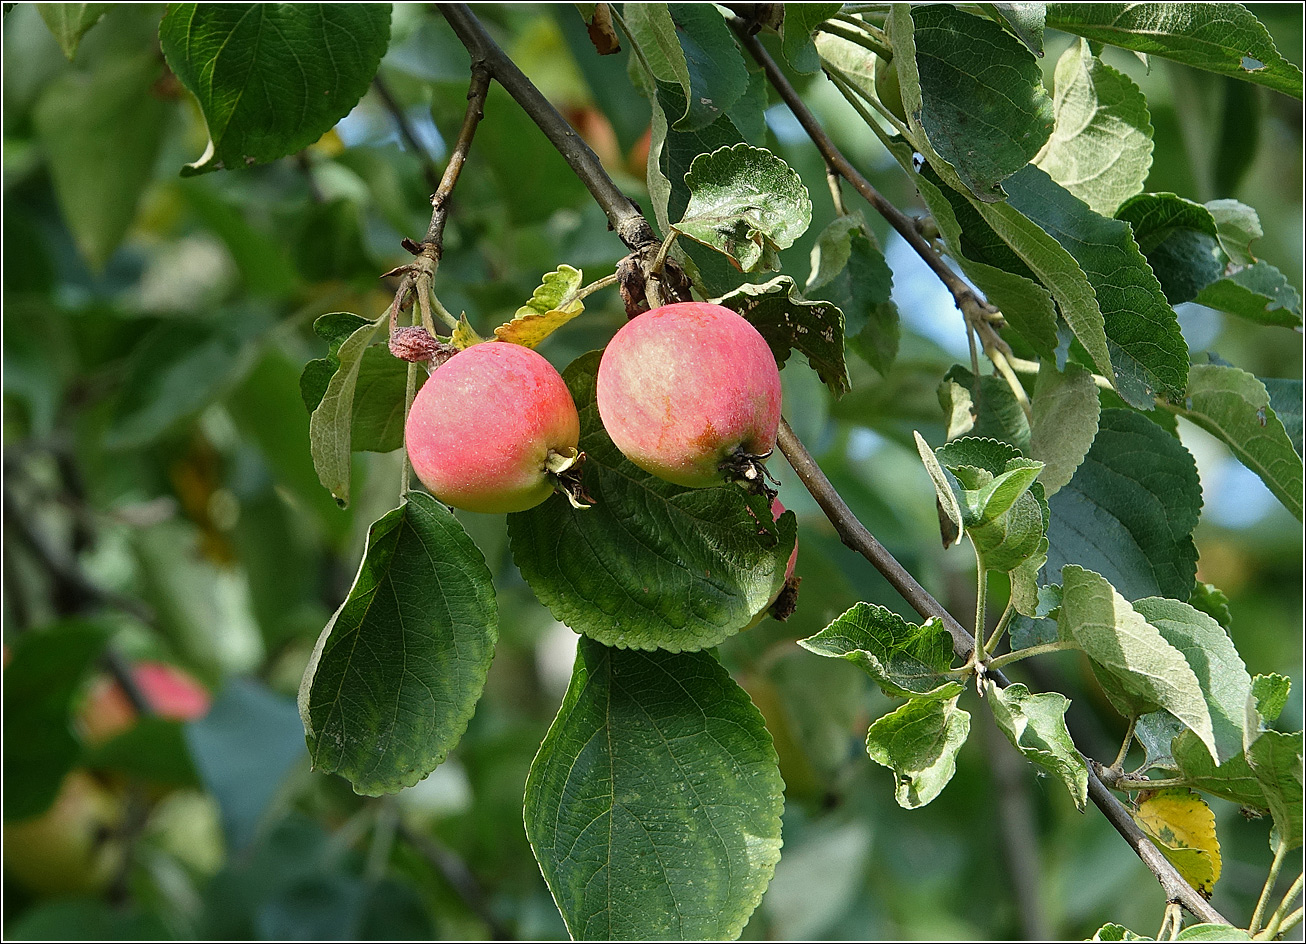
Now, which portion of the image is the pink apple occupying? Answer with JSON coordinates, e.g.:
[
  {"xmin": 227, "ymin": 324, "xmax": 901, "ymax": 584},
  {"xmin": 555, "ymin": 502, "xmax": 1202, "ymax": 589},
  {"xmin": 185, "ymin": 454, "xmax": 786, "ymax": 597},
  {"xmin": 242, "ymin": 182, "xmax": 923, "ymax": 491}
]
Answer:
[
  {"xmin": 405, "ymin": 341, "xmax": 581, "ymax": 514},
  {"xmin": 596, "ymin": 302, "xmax": 782, "ymax": 488}
]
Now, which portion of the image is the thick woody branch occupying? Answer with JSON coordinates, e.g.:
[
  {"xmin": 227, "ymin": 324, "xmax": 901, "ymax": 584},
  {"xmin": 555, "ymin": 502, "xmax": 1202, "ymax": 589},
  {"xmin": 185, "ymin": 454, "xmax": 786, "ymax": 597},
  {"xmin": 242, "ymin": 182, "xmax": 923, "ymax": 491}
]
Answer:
[{"xmin": 438, "ymin": 3, "xmax": 658, "ymax": 253}]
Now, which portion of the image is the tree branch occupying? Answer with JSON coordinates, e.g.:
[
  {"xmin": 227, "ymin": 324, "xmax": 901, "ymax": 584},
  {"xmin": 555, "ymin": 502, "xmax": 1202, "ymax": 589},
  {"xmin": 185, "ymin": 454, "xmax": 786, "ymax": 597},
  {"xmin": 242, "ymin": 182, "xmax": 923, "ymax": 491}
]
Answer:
[{"xmin": 437, "ymin": 3, "xmax": 657, "ymax": 253}]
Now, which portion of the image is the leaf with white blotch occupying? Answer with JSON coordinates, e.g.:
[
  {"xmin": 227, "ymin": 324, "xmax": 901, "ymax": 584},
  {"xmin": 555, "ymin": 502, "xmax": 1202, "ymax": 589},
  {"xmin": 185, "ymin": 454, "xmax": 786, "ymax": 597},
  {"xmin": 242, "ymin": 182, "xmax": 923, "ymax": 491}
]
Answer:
[
  {"xmin": 1195, "ymin": 261, "xmax": 1303, "ymax": 328},
  {"xmin": 806, "ymin": 215, "xmax": 898, "ymax": 376},
  {"xmin": 985, "ymin": 681, "xmax": 1088, "ymax": 810},
  {"xmin": 780, "ymin": 3, "xmax": 841, "ymax": 74},
  {"xmin": 1253, "ymin": 674, "xmax": 1291, "ymax": 723},
  {"xmin": 1044, "ymin": 4, "xmax": 1304, "ymax": 99},
  {"xmin": 493, "ymin": 265, "xmax": 585, "ymax": 348},
  {"xmin": 37, "ymin": 4, "xmax": 112, "ymax": 60},
  {"xmin": 1205, "ymin": 199, "xmax": 1262, "ymax": 266},
  {"xmin": 298, "ymin": 493, "xmax": 497, "ymax": 796},
  {"xmin": 979, "ymin": 3, "xmax": 1046, "ymax": 56},
  {"xmin": 892, "ymin": 5, "xmax": 1054, "ymax": 201},
  {"xmin": 1004, "ymin": 165, "xmax": 1188, "ymax": 407},
  {"xmin": 1131, "ymin": 788, "xmax": 1221, "ymax": 897},
  {"xmin": 1046, "ymin": 409, "xmax": 1201, "ymax": 602},
  {"xmin": 508, "ymin": 352, "xmax": 795, "ymax": 653},
  {"xmin": 713, "ymin": 275, "xmax": 848, "ymax": 396},
  {"xmin": 914, "ymin": 432, "xmax": 964, "ymax": 548},
  {"xmin": 1171, "ymin": 364, "xmax": 1303, "ymax": 521},
  {"xmin": 1246, "ymin": 730, "xmax": 1304, "ymax": 849},
  {"xmin": 524, "ymin": 638, "xmax": 783, "ymax": 940},
  {"xmin": 1028, "ymin": 362, "xmax": 1100, "ymax": 497},
  {"xmin": 938, "ymin": 365, "xmax": 1030, "ymax": 452},
  {"xmin": 798, "ymin": 602, "xmax": 961, "ymax": 699},
  {"xmin": 676, "ymin": 144, "xmax": 812, "ymax": 272},
  {"xmin": 308, "ymin": 314, "xmax": 386, "ymax": 505},
  {"xmin": 1035, "ymin": 39, "xmax": 1152, "ymax": 217},
  {"xmin": 159, "ymin": 4, "xmax": 391, "ymax": 175},
  {"xmin": 1262, "ymin": 378, "xmax": 1302, "ymax": 457},
  {"xmin": 1133, "ymin": 597, "xmax": 1252, "ymax": 765},
  {"xmin": 865, "ymin": 694, "xmax": 970, "ymax": 809},
  {"xmin": 1115, "ymin": 193, "xmax": 1223, "ymax": 305},
  {"xmin": 1057, "ymin": 565, "xmax": 1216, "ymax": 760}
]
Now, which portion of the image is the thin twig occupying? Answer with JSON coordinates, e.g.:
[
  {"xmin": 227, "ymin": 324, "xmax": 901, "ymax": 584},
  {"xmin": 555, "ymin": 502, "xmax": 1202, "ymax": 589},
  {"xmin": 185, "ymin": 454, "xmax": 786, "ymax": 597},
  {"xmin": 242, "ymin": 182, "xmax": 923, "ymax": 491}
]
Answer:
[
  {"xmin": 1252, "ymin": 839, "xmax": 1291, "ymax": 933},
  {"xmin": 438, "ymin": 3, "xmax": 657, "ymax": 253},
  {"xmin": 425, "ymin": 64, "xmax": 492, "ymax": 248},
  {"xmin": 396, "ymin": 820, "xmax": 511, "ymax": 940}
]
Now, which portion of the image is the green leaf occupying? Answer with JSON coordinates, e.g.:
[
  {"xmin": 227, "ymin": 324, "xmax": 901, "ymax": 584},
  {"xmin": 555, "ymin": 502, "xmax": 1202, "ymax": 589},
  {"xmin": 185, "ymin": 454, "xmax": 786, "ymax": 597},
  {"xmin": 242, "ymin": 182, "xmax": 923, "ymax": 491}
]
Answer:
[
  {"xmin": 1004, "ymin": 165, "xmax": 1188, "ymax": 407},
  {"xmin": 1028, "ymin": 361, "xmax": 1101, "ymax": 497},
  {"xmin": 524, "ymin": 638, "xmax": 783, "ymax": 940},
  {"xmin": 3, "ymin": 621, "xmax": 110, "ymax": 821},
  {"xmin": 902, "ymin": 4, "xmax": 1054, "ymax": 200},
  {"xmin": 507, "ymin": 352, "xmax": 795, "ymax": 653},
  {"xmin": 1173, "ymin": 730, "xmax": 1267, "ymax": 809},
  {"xmin": 1246, "ymin": 730, "xmax": 1304, "ymax": 849},
  {"xmin": 780, "ymin": 3, "xmax": 842, "ymax": 74},
  {"xmin": 713, "ymin": 275, "xmax": 849, "ymax": 396},
  {"xmin": 1262, "ymin": 378, "xmax": 1303, "ymax": 457},
  {"xmin": 159, "ymin": 4, "xmax": 392, "ymax": 175},
  {"xmin": 1136, "ymin": 710, "xmax": 1187, "ymax": 770},
  {"xmin": 914, "ymin": 431, "xmax": 965, "ymax": 548},
  {"xmin": 83, "ymin": 717, "xmax": 200, "ymax": 787},
  {"xmin": 798, "ymin": 601, "xmax": 961, "ymax": 699},
  {"xmin": 298, "ymin": 493, "xmax": 498, "ymax": 796},
  {"xmin": 1133, "ymin": 597, "xmax": 1252, "ymax": 765},
  {"xmin": 1034, "ymin": 39, "xmax": 1153, "ymax": 217},
  {"xmin": 1115, "ymin": 193, "xmax": 1224, "ymax": 305},
  {"xmin": 1171, "ymin": 364, "xmax": 1303, "ymax": 520},
  {"xmin": 667, "ymin": 3, "xmax": 749, "ymax": 131},
  {"xmin": 1093, "ymin": 923, "xmax": 1147, "ymax": 941},
  {"xmin": 349, "ymin": 346, "xmax": 414, "ymax": 454},
  {"xmin": 1189, "ymin": 582, "xmax": 1233, "ymax": 631},
  {"xmin": 937, "ymin": 365, "xmax": 1031, "ymax": 451},
  {"xmin": 986, "ymin": 681, "xmax": 1088, "ymax": 810},
  {"xmin": 1194, "ymin": 261, "xmax": 1303, "ymax": 328},
  {"xmin": 1057, "ymin": 565, "xmax": 1216, "ymax": 759},
  {"xmin": 1044, "ymin": 4, "xmax": 1304, "ymax": 100},
  {"xmin": 1176, "ymin": 925, "xmax": 1254, "ymax": 942},
  {"xmin": 865, "ymin": 694, "xmax": 971, "ymax": 809},
  {"xmin": 32, "ymin": 51, "xmax": 167, "ymax": 270},
  {"xmin": 805, "ymin": 215, "xmax": 898, "ymax": 376},
  {"xmin": 934, "ymin": 438, "xmax": 1049, "ymax": 573},
  {"xmin": 676, "ymin": 144, "xmax": 813, "ymax": 272},
  {"xmin": 1046, "ymin": 409, "xmax": 1201, "ymax": 602},
  {"xmin": 36, "ymin": 2, "xmax": 111, "ymax": 59},
  {"xmin": 105, "ymin": 316, "xmax": 262, "ymax": 451},
  {"xmin": 980, "ymin": 3, "xmax": 1046, "ymax": 57},
  {"xmin": 1253, "ymin": 674, "xmax": 1291, "ymax": 723},
  {"xmin": 308, "ymin": 313, "xmax": 387, "ymax": 506},
  {"xmin": 1205, "ymin": 199, "xmax": 1262, "ymax": 266},
  {"xmin": 493, "ymin": 264, "xmax": 585, "ymax": 347}
]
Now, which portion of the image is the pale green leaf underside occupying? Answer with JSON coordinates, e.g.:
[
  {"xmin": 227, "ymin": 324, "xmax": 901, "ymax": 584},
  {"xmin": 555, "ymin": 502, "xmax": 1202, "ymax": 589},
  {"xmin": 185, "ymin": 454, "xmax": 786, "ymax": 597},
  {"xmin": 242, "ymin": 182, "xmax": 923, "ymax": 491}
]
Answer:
[
  {"xmin": 987, "ymin": 681, "xmax": 1088, "ymax": 810},
  {"xmin": 37, "ymin": 2, "xmax": 112, "ymax": 60},
  {"xmin": 298, "ymin": 492, "xmax": 497, "ymax": 796},
  {"xmin": 1028, "ymin": 362, "xmax": 1101, "ymax": 497},
  {"xmin": 865, "ymin": 694, "xmax": 971, "ymax": 809},
  {"xmin": 308, "ymin": 314, "xmax": 386, "ymax": 505},
  {"xmin": 524, "ymin": 639, "xmax": 784, "ymax": 940}
]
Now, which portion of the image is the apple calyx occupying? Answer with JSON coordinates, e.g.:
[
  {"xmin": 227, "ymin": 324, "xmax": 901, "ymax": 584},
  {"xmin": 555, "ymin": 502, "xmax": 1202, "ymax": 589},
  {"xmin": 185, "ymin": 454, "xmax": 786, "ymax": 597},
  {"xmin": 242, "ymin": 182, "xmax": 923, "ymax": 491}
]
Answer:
[
  {"xmin": 719, "ymin": 446, "xmax": 780, "ymax": 500},
  {"xmin": 545, "ymin": 447, "xmax": 594, "ymax": 509}
]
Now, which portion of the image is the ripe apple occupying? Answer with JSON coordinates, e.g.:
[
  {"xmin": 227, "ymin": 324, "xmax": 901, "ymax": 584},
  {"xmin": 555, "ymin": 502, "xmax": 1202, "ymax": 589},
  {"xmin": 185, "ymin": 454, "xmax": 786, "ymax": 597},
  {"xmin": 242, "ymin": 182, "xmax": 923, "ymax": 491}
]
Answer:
[
  {"xmin": 405, "ymin": 341, "xmax": 582, "ymax": 513},
  {"xmin": 3, "ymin": 770, "xmax": 124, "ymax": 896},
  {"xmin": 596, "ymin": 302, "xmax": 782, "ymax": 489},
  {"xmin": 80, "ymin": 660, "xmax": 211, "ymax": 746}
]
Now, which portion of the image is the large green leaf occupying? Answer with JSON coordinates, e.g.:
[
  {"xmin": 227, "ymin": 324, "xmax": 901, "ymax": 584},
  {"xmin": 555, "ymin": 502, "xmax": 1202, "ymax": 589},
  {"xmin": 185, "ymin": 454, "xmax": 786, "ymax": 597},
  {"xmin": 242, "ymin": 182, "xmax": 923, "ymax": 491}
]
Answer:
[
  {"xmin": 159, "ymin": 4, "xmax": 392, "ymax": 175},
  {"xmin": 1132, "ymin": 597, "xmax": 1252, "ymax": 765},
  {"xmin": 1028, "ymin": 362, "xmax": 1100, "ymax": 497},
  {"xmin": 1046, "ymin": 409, "xmax": 1201, "ymax": 601},
  {"xmin": 524, "ymin": 638, "xmax": 783, "ymax": 940},
  {"xmin": 899, "ymin": 4, "xmax": 1054, "ymax": 200},
  {"xmin": 36, "ymin": 3, "xmax": 112, "ymax": 59},
  {"xmin": 1115, "ymin": 193, "xmax": 1224, "ymax": 305},
  {"xmin": 676, "ymin": 144, "xmax": 812, "ymax": 272},
  {"xmin": 507, "ymin": 352, "xmax": 795, "ymax": 653},
  {"xmin": 308, "ymin": 313, "xmax": 387, "ymax": 506},
  {"xmin": 986, "ymin": 681, "xmax": 1088, "ymax": 810},
  {"xmin": 805, "ymin": 215, "xmax": 898, "ymax": 377},
  {"xmin": 32, "ymin": 51, "xmax": 167, "ymax": 270},
  {"xmin": 1057, "ymin": 566, "xmax": 1216, "ymax": 759},
  {"xmin": 1170, "ymin": 364, "xmax": 1303, "ymax": 520},
  {"xmin": 865, "ymin": 693, "xmax": 971, "ymax": 809},
  {"xmin": 780, "ymin": 3, "xmax": 842, "ymax": 74},
  {"xmin": 1045, "ymin": 4, "xmax": 1304, "ymax": 100},
  {"xmin": 1034, "ymin": 38, "xmax": 1152, "ymax": 217},
  {"xmin": 1262, "ymin": 379, "xmax": 1303, "ymax": 457},
  {"xmin": 3, "ymin": 622, "xmax": 110, "ymax": 821},
  {"xmin": 298, "ymin": 493, "xmax": 498, "ymax": 796},
  {"xmin": 1194, "ymin": 262, "xmax": 1303, "ymax": 328},
  {"xmin": 1246, "ymin": 730, "xmax": 1304, "ymax": 849},
  {"xmin": 713, "ymin": 275, "xmax": 849, "ymax": 396},
  {"xmin": 798, "ymin": 602, "xmax": 961, "ymax": 699},
  {"xmin": 1004, "ymin": 165, "xmax": 1188, "ymax": 407},
  {"xmin": 668, "ymin": 4, "xmax": 749, "ymax": 130},
  {"xmin": 1173, "ymin": 730, "xmax": 1267, "ymax": 809}
]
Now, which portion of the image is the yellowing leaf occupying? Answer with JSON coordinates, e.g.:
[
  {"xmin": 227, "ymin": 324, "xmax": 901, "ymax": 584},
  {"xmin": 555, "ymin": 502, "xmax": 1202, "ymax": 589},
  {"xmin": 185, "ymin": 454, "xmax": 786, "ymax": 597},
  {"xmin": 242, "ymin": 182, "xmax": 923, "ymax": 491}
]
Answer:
[
  {"xmin": 493, "ymin": 265, "xmax": 584, "ymax": 348},
  {"xmin": 452, "ymin": 314, "xmax": 484, "ymax": 350},
  {"xmin": 1132, "ymin": 788, "xmax": 1222, "ymax": 897}
]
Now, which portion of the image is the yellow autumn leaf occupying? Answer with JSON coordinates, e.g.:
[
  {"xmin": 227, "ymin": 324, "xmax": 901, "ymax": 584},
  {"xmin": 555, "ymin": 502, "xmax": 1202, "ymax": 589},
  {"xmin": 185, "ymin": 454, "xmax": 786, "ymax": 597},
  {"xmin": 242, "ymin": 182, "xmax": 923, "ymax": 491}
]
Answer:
[
  {"xmin": 493, "ymin": 265, "xmax": 585, "ymax": 348},
  {"xmin": 1131, "ymin": 788, "xmax": 1222, "ymax": 898},
  {"xmin": 452, "ymin": 313, "xmax": 484, "ymax": 349}
]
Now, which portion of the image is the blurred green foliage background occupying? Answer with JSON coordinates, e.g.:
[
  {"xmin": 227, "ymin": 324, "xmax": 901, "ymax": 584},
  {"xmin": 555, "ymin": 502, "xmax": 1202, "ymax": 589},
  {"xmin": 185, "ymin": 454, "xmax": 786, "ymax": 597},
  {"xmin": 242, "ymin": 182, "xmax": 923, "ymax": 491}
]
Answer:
[{"xmin": 2, "ymin": 3, "xmax": 1301, "ymax": 939}]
